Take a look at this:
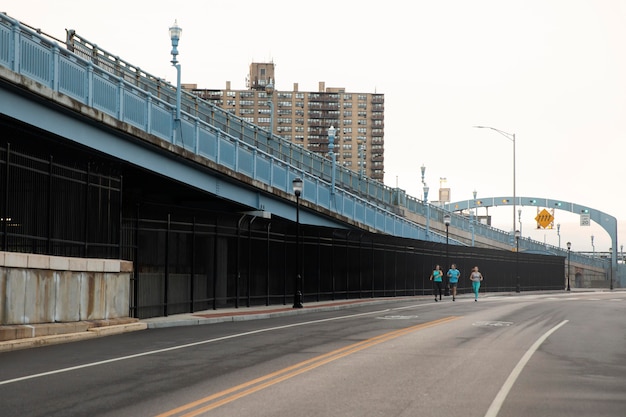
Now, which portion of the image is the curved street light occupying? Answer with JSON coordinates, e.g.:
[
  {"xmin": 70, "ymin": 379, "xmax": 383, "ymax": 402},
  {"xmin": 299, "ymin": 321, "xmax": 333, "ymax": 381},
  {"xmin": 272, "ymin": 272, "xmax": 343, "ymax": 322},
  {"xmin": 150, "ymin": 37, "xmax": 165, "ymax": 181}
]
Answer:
[{"xmin": 474, "ymin": 126, "xmax": 516, "ymax": 239}]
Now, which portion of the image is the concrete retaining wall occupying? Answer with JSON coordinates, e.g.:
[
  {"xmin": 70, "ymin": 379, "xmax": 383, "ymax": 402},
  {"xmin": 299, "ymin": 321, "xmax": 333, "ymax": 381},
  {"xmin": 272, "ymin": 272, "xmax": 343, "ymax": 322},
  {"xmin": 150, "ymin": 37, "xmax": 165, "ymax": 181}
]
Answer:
[{"xmin": 0, "ymin": 252, "xmax": 132, "ymax": 325}]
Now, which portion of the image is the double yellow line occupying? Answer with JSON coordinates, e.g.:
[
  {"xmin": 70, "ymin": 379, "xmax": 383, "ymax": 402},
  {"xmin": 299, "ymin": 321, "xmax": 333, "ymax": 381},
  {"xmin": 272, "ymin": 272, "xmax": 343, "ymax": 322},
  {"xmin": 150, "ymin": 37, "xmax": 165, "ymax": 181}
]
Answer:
[{"xmin": 156, "ymin": 316, "xmax": 459, "ymax": 417}]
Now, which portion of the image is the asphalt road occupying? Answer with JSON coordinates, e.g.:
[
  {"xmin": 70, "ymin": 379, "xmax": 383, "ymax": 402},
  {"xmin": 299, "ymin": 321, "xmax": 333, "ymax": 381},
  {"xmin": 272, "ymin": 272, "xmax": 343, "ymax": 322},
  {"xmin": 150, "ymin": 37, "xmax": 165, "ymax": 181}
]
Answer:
[{"xmin": 1, "ymin": 291, "xmax": 624, "ymax": 417}]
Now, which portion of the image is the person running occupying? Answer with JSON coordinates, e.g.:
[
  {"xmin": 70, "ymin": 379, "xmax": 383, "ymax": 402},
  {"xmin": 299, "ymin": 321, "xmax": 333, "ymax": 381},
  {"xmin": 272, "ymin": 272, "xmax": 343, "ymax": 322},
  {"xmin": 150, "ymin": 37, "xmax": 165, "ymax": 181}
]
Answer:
[
  {"xmin": 469, "ymin": 266, "xmax": 484, "ymax": 301},
  {"xmin": 447, "ymin": 263, "xmax": 461, "ymax": 301},
  {"xmin": 429, "ymin": 264, "xmax": 444, "ymax": 301}
]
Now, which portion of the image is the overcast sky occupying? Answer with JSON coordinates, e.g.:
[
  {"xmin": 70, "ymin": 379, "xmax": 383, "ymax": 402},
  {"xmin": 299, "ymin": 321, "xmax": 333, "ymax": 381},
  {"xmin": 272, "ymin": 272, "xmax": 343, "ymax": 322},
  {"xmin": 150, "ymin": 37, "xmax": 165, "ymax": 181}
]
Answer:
[{"xmin": 4, "ymin": 0, "xmax": 625, "ymax": 253}]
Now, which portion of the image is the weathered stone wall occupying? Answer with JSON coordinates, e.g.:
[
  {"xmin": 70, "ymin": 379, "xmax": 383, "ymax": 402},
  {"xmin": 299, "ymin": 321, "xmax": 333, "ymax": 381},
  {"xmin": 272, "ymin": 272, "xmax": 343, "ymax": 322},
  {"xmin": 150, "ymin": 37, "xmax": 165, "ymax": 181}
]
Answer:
[{"xmin": 0, "ymin": 252, "xmax": 132, "ymax": 325}]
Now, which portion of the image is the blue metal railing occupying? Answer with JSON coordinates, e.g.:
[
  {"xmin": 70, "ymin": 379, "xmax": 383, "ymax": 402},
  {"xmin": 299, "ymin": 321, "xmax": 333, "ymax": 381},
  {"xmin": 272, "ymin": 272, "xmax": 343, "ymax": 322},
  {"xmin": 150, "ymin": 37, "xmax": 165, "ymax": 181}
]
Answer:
[
  {"xmin": 0, "ymin": 12, "xmax": 609, "ymax": 269},
  {"xmin": 0, "ymin": 13, "xmax": 448, "ymax": 244}
]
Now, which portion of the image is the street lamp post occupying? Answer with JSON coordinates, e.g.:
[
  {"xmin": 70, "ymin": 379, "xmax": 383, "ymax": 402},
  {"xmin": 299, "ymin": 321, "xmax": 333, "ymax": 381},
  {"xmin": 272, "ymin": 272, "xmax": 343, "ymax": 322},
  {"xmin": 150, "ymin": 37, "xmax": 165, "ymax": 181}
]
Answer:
[
  {"xmin": 265, "ymin": 80, "xmax": 275, "ymax": 141},
  {"xmin": 515, "ymin": 229, "xmax": 521, "ymax": 292},
  {"xmin": 421, "ymin": 165, "xmax": 430, "ymax": 241},
  {"xmin": 358, "ymin": 142, "xmax": 363, "ymax": 178},
  {"xmin": 328, "ymin": 125, "xmax": 336, "ymax": 194},
  {"xmin": 470, "ymin": 190, "xmax": 477, "ymax": 247},
  {"xmin": 444, "ymin": 214, "xmax": 451, "ymax": 264},
  {"xmin": 557, "ymin": 223, "xmax": 561, "ymax": 249},
  {"xmin": 609, "ymin": 247, "xmax": 613, "ymax": 290},
  {"xmin": 566, "ymin": 241, "xmax": 571, "ymax": 291},
  {"xmin": 169, "ymin": 20, "xmax": 182, "ymax": 144},
  {"xmin": 292, "ymin": 177, "xmax": 304, "ymax": 308},
  {"xmin": 423, "ymin": 185, "xmax": 430, "ymax": 240},
  {"xmin": 474, "ymin": 126, "xmax": 516, "ymax": 237},
  {"xmin": 591, "ymin": 235, "xmax": 595, "ymax": 258}
]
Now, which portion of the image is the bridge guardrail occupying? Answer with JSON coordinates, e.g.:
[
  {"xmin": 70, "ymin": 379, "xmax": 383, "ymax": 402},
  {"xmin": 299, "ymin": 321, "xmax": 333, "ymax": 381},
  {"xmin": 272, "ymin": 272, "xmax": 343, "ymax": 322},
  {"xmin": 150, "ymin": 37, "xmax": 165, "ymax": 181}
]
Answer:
[
  {"xmin": 0, "ymin": 12, "xmax": 610, "ymax": 270},
  {"xmin": 0, "ymin": 12, "xmax": 455, "ymax": 245}
]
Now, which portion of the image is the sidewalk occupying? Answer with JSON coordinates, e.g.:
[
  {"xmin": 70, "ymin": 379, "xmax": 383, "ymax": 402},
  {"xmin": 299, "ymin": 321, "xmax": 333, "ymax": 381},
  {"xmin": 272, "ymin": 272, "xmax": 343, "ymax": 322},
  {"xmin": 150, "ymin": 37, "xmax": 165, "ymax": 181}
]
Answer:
[{"xmin": 0, "ymin": 297, "xmax": 417, "ymax": 352}]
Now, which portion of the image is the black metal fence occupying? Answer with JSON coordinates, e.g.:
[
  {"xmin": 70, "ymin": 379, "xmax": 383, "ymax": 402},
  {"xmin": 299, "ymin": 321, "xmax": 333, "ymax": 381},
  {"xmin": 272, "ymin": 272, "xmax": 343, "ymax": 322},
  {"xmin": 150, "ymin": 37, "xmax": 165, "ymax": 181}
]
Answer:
[
  {"xmin": 123, "ymin": 204, "xmax": 564, "ymax": 319},
  {"xmin": 0, "ymin": 140, "xmax": 122, "ymax": 259},
  {"xmin": 0, "ymin": 134, "xmax": 565, "ymax": 320}
]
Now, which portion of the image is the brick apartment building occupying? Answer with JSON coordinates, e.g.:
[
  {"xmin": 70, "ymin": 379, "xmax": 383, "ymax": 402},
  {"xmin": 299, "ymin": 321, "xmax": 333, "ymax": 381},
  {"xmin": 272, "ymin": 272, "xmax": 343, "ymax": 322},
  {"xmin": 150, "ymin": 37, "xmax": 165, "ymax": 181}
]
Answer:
[{"xmin": 185, "ymin": 62, "xmax": 384, "ymax": 181}]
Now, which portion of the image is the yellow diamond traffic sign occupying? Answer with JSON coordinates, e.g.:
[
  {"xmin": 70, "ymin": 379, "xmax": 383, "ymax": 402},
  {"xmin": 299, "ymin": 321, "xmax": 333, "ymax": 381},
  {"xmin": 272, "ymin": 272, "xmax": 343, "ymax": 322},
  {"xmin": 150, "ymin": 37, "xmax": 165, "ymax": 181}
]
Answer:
[{"xmin": 535, "ymin": 209, "xmax": 554, "ymax": 229}]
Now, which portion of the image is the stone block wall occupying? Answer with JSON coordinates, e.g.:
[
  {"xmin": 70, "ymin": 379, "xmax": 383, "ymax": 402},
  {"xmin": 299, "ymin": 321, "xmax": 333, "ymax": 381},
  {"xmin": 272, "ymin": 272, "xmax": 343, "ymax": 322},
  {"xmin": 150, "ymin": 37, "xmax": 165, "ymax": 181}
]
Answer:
[{"xmin": 0, "ymin": 252, "xmax": 132, "ymax": 325}]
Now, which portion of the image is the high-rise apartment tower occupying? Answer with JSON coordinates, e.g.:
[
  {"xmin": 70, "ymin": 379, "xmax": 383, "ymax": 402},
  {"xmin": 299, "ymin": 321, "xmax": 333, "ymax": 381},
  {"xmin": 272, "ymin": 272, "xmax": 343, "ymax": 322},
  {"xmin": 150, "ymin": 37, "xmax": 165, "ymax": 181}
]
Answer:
[{"xmin": 186, "ymin": 62, "xmax": 384, "ymax": 181}]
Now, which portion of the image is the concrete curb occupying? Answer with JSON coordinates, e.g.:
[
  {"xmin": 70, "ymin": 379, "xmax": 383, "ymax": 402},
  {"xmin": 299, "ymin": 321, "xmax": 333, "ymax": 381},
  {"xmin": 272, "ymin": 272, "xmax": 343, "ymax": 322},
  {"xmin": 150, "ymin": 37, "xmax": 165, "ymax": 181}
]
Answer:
[{"xmin": 0, "ymin": 322, "xmax": 148, "ymax": 353}]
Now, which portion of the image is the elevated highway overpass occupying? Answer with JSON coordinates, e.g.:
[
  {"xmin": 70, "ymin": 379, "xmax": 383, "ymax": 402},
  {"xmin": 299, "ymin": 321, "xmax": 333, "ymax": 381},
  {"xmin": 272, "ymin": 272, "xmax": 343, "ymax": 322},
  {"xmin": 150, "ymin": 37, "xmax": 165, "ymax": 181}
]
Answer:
[{"xmin": 0, "ymin": 12, "xmax": 618, "ymax": 288}]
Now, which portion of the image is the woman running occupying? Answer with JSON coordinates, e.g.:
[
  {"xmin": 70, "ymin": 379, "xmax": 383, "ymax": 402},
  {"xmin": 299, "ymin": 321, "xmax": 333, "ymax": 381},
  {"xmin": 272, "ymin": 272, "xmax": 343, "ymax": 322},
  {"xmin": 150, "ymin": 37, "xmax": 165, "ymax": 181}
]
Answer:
[{"xmin": 469, "ymin": 266, "xmax": 484, "ymax": 301}]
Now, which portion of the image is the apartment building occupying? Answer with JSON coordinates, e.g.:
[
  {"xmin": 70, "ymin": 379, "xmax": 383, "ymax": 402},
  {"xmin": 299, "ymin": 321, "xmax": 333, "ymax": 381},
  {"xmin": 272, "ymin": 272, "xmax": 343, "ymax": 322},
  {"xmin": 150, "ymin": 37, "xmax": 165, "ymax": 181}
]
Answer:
[{"xmin": 185, "ymin": 62, "xmax": 384, "ymax": 181}]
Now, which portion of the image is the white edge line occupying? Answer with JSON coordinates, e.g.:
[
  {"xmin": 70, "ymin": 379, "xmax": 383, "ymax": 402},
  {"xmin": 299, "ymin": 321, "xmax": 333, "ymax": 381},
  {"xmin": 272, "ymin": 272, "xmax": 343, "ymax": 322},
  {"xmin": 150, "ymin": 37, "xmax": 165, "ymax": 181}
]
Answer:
[
  {"xmin": 483, "ymin": 319, "xmax": 569, "ymax": 417},
  {"xmin": 0, "ymin": 308, "xmax": 391, "ymax": 386}
]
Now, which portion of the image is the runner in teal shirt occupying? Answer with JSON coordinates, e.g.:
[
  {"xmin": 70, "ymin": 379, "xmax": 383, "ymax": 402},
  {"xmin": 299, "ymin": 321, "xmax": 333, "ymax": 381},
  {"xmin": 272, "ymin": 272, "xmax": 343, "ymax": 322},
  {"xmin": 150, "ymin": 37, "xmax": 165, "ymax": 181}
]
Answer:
[
  {"xmin": 429, "ymin": 264, "xmax": 444, "ymax": 301},
  {"xmin": 447, "ymin": 264, "xmax": 460, "ymax": 301}
]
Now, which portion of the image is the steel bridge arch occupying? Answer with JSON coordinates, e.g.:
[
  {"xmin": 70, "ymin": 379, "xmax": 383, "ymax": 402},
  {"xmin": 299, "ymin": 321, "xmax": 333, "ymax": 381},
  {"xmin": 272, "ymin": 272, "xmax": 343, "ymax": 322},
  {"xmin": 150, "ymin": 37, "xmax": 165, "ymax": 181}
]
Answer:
[{"xmin": 445, "ymin": 196, "xmax": 618, "ymax": 282}]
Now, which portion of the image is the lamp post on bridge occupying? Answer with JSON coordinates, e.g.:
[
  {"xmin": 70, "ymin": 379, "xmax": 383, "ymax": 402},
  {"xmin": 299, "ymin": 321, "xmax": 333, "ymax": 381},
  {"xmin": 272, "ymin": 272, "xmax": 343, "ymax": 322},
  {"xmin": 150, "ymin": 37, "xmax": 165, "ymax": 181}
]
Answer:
[
  {"xmin": 265, "ymin": 80, "xmax": 275, "ymax": 141},
  {"xmin": 474, "ymin": 126, "xmax": 517, "ymax": 240},
  {"xmin": 328, "ymin": 125, "xmax": 336, "ymax": 194},
  {"xmin": 470, "ymin": 190, "xmax": 477, "ymax": 247},
  {"xmin": 423, "ymin": 185, "xmax": 430, "ymax": 240},
  {"xmin": 169, "ymin": 20, "xmax": 182, "ymax": 144},
  {"xmin": 421, "ymin": 165, "xmax": 430, "ymax": 240}
]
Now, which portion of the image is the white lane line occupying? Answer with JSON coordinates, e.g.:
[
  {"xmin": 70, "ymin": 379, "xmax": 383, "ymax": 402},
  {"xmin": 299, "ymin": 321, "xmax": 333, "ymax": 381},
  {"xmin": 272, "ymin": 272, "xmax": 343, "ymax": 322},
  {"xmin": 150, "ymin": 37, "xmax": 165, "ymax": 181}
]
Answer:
[
  {"xmin": 0, "ymin": 308, "xmax": 391, "ymax": 386},
  {"xmin": 483, "ymin": 319, "xmax": 569, "ymax": 417}
]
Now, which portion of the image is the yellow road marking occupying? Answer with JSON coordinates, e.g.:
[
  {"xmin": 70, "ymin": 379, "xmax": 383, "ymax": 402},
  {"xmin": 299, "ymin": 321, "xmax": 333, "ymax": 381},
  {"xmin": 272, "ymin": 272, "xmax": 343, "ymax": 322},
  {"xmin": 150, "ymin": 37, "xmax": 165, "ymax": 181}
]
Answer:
[{"xmin": 155, "ymin": 316, "xmax": 459, "ymax": 417}]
